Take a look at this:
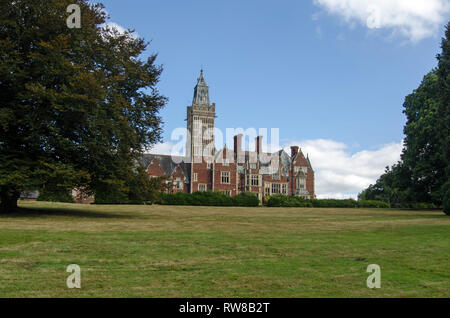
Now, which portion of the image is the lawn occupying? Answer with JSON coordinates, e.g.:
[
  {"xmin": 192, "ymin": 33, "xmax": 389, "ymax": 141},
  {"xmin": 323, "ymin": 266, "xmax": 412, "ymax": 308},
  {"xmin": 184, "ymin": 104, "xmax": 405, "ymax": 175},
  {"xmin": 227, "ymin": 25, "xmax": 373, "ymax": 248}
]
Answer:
[{"xmin": 0, "ymin": 201, "xmax": 449, "ymax": 297}]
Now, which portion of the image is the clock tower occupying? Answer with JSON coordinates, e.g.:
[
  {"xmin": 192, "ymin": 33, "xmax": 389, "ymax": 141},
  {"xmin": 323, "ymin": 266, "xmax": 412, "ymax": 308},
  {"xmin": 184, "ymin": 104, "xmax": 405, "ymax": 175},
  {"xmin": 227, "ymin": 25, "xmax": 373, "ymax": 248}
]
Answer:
[{"xmin": 186, "ymin": 70, "xmax": 216, "ymax": 164}]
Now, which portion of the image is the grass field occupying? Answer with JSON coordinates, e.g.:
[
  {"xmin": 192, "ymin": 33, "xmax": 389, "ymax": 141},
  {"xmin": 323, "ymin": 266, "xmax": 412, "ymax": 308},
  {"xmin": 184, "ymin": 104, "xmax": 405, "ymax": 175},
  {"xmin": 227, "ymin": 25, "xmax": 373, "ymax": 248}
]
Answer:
[{"xmin": 0, "ymin": 201, "xmax": 449, "ymax": 297}]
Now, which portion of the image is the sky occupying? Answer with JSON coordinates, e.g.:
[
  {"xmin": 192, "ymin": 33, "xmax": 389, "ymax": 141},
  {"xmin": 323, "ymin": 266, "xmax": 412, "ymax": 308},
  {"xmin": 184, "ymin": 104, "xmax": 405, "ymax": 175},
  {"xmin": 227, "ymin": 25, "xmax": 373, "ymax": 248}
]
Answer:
[{"xmin": 96, "ymin": 0, "xmax": 450, "ymax": 199}]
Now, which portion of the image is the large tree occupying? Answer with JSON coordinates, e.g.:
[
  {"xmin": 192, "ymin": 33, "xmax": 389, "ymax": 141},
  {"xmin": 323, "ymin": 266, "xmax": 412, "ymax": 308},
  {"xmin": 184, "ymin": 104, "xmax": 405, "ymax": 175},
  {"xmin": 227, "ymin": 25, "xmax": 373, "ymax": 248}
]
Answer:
[
  {"xmin": 359, "ymin": 23, "xmax": 449, "ymax": 207},
  {"xmin": 0, "ymin": 0, "xmax": 166, "ymax": 212},
  {"xmin": 437, "ymin": 23, "xmax": 450, "ymax": 177}
]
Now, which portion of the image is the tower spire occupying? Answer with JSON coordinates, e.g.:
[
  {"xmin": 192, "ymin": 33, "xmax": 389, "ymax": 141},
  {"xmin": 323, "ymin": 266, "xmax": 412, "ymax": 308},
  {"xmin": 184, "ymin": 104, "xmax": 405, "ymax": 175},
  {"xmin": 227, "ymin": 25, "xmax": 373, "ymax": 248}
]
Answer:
[{"xmin": 193, "ymin": 69, "xmax": 210, "ymax": 106}]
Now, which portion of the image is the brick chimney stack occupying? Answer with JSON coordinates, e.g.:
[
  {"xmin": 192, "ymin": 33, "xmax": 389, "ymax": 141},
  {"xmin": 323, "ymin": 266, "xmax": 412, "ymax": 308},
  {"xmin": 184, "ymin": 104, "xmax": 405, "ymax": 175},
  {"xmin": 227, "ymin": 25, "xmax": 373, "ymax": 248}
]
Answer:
[
  {"xmin": 256, "ymin": 136, "xmax": 263, "ymax": 154},
  {"xmin": 291, "ymin": 146, "xmax": 299, "ymax": 158},
  {"xmin": 234, "ymin": 134, "xmax": 244, "ymax": 163}
]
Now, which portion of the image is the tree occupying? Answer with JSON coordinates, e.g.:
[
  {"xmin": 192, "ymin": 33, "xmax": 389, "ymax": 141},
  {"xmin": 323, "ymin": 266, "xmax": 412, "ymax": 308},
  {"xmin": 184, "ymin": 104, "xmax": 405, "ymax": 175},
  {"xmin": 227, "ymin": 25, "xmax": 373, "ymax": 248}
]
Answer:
[
  {"xmin": 359, "ymin": 22, "xmax": 449, "ymax": 210},
  {"xmin": 0, "ymin": 0, "xmax": 166, "ymax": 213},
  {"xmin": 437, "ymin": 22, "xmax": 450, "ymax": 195},
  {"xmin": 401, "ymin": 70, "xmax": 446, "ymax": 204}
]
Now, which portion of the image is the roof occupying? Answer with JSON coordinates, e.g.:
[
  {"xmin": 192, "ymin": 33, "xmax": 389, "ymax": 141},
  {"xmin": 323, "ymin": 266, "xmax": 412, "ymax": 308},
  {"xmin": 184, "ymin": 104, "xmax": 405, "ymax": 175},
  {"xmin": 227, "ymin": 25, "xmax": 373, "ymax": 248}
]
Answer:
[{"xmin": 140, "ymin": 154, "xmax": 191, "ymax": 182}]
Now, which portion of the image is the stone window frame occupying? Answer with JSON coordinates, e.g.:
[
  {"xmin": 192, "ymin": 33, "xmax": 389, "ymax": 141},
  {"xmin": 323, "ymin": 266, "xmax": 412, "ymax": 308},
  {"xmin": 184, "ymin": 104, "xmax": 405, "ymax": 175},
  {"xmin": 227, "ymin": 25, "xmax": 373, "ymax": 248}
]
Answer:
[
  {"xmin": 296, "ymin": 177, "xmax": 306, "ymax": 189},
  {"xmin": 251, "ymin": 174, "xmax": 260, "ymax": 186},
  {"xmin": 221, "ymin": 171, "xmax": 230, "ymax": 184}
]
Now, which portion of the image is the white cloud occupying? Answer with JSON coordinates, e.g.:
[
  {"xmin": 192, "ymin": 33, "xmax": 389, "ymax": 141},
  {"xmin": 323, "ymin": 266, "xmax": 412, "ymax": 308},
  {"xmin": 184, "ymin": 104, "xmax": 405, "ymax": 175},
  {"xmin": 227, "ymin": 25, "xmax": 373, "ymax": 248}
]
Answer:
[
  {"xmin": 284, "ymin": 139, "xmax": 403, "ymax": 199},
  {"xmin": 313, "ymin": 0, "xmax": 450, "ymax": 42},
  {"xmin": 102, "ymin": 22, "xmax": 139, "ymax": 39},
  {"xmin": 145, "ymin": 141, "xmax": 183, "ymax": 156}
]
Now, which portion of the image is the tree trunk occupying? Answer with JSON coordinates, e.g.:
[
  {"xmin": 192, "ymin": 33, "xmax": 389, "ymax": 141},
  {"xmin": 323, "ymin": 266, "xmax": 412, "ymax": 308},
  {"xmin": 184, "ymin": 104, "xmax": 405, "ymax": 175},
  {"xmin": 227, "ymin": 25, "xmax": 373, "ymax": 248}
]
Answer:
[{"xmin": 0, "ymin": 187, "xmax": 20, "ymax": 214}]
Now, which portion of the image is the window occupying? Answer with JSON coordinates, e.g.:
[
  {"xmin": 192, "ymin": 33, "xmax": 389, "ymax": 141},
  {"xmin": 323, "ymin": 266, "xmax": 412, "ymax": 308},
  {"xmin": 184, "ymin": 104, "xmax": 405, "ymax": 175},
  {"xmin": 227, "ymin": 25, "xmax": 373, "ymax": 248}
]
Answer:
[
  {"xmin": 282, "ymin": 184, "xmax": 287, "ymax": 194},
  {"xmin": 221, "ymin": 171, "xmax": 230, "ymax": 184},
  {"xmin": 251, "ymin": 175, "xmax": 259, "ymax": 186},
  {"xmin": 193, "ymin": 173, "xmax": 198, "ymax": 182},
  {"xmin": 246, "ymin": 175, "xmax": 260, "ymax": 186},
  {"xmin": 294, "ymin": 166, "xmax": 300, "ymax": 173},
  {"xmin": 250, "ymin": 163, "xmax": 256, "ymax": 169},
  {"xmin": 265, "ymin": 184, "xmax": 271, "ymax": 196},
  {"xmin": 174, "ymin": 180, "xmax": 183, "ymax": 190},
  {"xmin": 222, "ymin": 190, "xmax": 232, "ymax": 196},
  {"xmin": 302, "ymin": 167, "xmax": 308, "ymax": 173},
  {"xmin": 271, "ymin": 183, "xmax": 281, "ymax": 194},
  {"xmin": 198, "ymin": 184, "xmax": 207, "ymax": 191},
  {"xmin": 207, "ymin": 162, "xmax": 211, "ymax": 169},
  {"xmin": 296, "ymin": 178, "xmax": 305, "ymax": 189}
]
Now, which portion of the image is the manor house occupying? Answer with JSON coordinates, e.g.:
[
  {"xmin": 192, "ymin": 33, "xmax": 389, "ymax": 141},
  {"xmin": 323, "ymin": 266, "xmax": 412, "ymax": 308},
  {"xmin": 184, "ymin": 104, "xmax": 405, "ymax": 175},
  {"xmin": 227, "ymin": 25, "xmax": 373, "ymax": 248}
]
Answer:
[{"xmin": 143, "ymin": 70, "xmax": 315, "ymax": 202}]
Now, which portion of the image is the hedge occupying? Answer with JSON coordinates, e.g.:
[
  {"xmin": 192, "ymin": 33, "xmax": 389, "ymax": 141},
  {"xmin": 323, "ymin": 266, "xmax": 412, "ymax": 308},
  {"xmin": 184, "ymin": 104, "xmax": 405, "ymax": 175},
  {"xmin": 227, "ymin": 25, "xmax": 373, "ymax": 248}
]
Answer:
[
  {"xmin": 266, "ymin": 195, "xmax": 390, "ymax": 208},
  {"xmin": 159, "ymin": 191, "xmax": 259, "ymax": 207},
  {"xmin": 356, "ymin": 200, "xmax": 390, "ymax": 208}
]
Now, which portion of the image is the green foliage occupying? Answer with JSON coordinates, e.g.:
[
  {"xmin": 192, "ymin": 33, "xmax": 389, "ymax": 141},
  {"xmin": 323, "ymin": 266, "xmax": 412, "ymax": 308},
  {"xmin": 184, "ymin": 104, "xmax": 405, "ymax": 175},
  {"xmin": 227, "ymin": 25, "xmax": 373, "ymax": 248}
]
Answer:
[
  {"xmin": 310, "ymin": 199, "xmax": 357, "ymax": 208},
  {"xmin": 266, "ymin": 195, "xmax": 313, "ymax": 207},
  {"xmin": 360, "ymin": 55, "xmax": 448, "ymax": 208},
  {"xmin": 359, "ymin": 23, "xmax": 450, "ymax": 209},
  {"xmin": 159, "ymin": 191, "xmax": 260, "ymax": 207},
  {"xmin": 443, "ymin": 188, "xmax": 450, "ymax": 215},
  {"xmin": 356, "ymin": 200, "xmax": 390, "ymax": 208},
  {"xmin": 37, "ymin": 188, "xmax": 75, "ymax": 203},
  {"xmin": 0, "ymin": 0, "xmax": 166, "ymax": 212},
  {"xmin": 266, "ymin": 195, "xmax": 390, "ymax": 208},
  {"xmin": 232, "ymin": 192, "xmax": 260, "ymax": 207},
  {"xmin": 94, "ymin": 167, "xmax": 168, "ymax": 204},
  {"xmin": 437, "ymin": 23, "xmax": 450, "ymax": 178}
]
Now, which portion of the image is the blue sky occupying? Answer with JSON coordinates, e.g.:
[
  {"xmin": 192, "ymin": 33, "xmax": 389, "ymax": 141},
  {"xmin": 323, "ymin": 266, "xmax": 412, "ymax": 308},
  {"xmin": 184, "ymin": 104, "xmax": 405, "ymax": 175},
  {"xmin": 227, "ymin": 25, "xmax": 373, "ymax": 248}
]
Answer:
[{"xmin": 97, "ymin": 0, "xmax": 450, "ymax": 198}]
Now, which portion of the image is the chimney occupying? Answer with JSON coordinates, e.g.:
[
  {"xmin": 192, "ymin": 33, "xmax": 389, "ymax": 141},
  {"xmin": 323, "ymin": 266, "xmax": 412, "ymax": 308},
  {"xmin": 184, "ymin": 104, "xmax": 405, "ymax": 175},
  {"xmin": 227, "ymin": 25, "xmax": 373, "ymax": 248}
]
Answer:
[
  {"xmin": 234, "ymin": 134, "xmax": 244, "ymax": 163},
  {"xmin": 291, "ymin": 146, "xmax": 299, "ymax": 158},
  {"xmin": 256, "ymin": 136, "xmax": 263, "ymax": 154}
]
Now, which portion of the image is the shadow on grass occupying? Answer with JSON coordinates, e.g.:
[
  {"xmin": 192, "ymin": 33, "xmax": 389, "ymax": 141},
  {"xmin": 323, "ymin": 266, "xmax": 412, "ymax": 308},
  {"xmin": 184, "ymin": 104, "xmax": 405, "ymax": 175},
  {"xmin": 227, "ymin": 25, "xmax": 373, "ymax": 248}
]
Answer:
[{"xmin": 1, "ymin": 205, "xmax": 134, "ymax": 219}]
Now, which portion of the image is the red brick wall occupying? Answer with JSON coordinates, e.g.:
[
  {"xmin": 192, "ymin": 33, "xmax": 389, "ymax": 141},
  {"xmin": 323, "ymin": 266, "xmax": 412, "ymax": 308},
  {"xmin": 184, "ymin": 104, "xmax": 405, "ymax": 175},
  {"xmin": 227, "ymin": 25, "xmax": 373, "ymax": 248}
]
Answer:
[
  {"xmin": 171, "ymin": 166, "xmax": 185, "ymax": 193},
  {"xmin": 192, "ymin": 160, "xmax": 212, "ymax": 192},
  {"xmin": 213, "ymin": 163, "xmax": 238, "ymax": 195},
  {"xmin": 146, "ymin": 159, "xmax": 165, "ymax": 177},
  {"xmin": 290, "ymin": 150, "xmax": 315, "ymax": 198}
]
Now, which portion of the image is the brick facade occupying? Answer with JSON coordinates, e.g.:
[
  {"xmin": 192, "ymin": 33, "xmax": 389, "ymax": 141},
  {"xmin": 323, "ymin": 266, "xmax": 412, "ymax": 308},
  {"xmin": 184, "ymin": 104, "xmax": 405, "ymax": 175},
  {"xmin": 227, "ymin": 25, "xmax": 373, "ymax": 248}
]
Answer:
[{"xmin": 143, "ymin": 71, "xmax": 315, "ymax": 201}]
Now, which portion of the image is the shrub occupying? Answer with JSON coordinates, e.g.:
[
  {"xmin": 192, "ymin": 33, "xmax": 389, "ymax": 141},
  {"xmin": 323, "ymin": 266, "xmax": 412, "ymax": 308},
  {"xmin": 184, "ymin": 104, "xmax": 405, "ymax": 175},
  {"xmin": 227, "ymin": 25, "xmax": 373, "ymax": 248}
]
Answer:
[
  {"xmin": 410, "ymin": 202, "xmax": 438, "ymax": 210},
  {"xmin": 356, "ymin": 200, "xmax": 390, "ymax": 208},
  {"xmin": 266, "ymin": 196, "xmax": 383, "ymax": 208},
  {"xmin": 159, "ymin": 191, "xmax": 259, "ymax": 207},
  {"xmin": 266, "ymin": 195, "xmax": 313, "ymax": 207},
  {"xmin": 233, "ymin": 192, "xmax": 260, "ymax": 207},
  {"xmin": 310, "ymin": 199, "xmax": 357, "ymax": 208}
]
